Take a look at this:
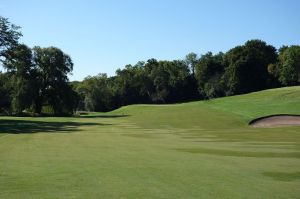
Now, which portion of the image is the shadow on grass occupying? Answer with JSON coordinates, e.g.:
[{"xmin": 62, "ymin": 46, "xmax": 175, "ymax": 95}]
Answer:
[
  {"xmin": 263, "ymin": 171, "xmax": 300, "ymax": 181},
  {"xmin": 175, "ymin": 148, "xmax": 300, "ymax": 158},
  {"xmin": 0, "ymin": 119, "xmax": 110, "ymax": 134},
  {"xmin": 80, "ymin": 114, "xmax": 130, "ymax": 118}
]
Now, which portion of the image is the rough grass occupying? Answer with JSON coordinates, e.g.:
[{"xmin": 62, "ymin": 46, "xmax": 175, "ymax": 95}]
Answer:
[{"xmin": 0, "ymin": 86, "xmax": 299, "ymax": 198}]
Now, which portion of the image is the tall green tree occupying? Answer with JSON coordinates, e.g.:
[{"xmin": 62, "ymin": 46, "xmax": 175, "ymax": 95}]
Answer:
[
  {"xmin": 268, "ymin": 45, "xmax": 300, "ymax": 86},
  {"xmin": 195, "ymin": 52, "xmax": 224, "ymax": 98},
  {"xmin": 223, "ymin": 40, "xmax": 277, "ymax": 95},
  {"xmin": 185, "ymin": 52, "xmax": 198, "ymax": 76},
  {"xmin": 115, "ymin": 62, "xmax": 152, "ymax": 106},
  {"xmin": 32, "ymin": 46, "xmax": 77, "ymax": 115},
  {"xmin": 77, "ymin": 74, "xmax": 114, "ymax": 112},
  {"xmin": 147, "ymin": 60, "xmax": 191, "ymax": 103},
  {"xmin": 2, "ymin": 44, "xmax": 34, "ymax": 115},
  {"xmin": 0, "ymin": 16, "xmax": 22, "ymax": 61}
]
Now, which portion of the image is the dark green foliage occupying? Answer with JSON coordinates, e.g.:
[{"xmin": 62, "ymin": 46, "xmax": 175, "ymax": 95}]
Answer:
[
  {"xmin": 268, "ymin": 45, "xmax": 300, "ymax": 86},
  {"xmin": 115, "ymin": 62, "xmax": 152, "ymax": 105},
  {"xmin": 2, "ymin": 44, "xmax": 34, "ymax": 115},
  {"xmin": 32, "ymin": 46, "xmax": 77, "ymax": 115},
  {"xmin": 0, "ymin": 17, "xmax": 23, "ymax": 115},
  {"xmin": 75, "ymin": 58, "xmax": 196, "ymax": 112},
  {"xmin": 146, "ymin": 59, "xmax": 198, "ymax": 102},
  {"xmin": 76, "ymin": 59, "xmax": 195, "ymax": 112},
  {"xmin": 195, "ymin": 52, "xmax": 225, "ymax": 98},
  {"xmin": 222, "ymin": 40, "xmax": 277, "ymax": 95},
  {"xmin": 1, "ymin": 17, "xmax": 78, "ymax": 116},
  {"xmin": 164, "ymin": 60, "xmax": 192, "ymax": 102},
  {"xmin": 0, "ymin": 16, "xmax": 22, "ymax": 60},
  {"xmin": 147, "ymin": 59, "xmax": 191, "ymax": 103},
  {"xmin": 75, "ymin": 74, "xmax": 114, "ymax": 112},
  {"xmin": 0, "ymin": 72, "xmax": 12, "ymax": 114},
  {"xmin": 72, "ymin": 40, "xmax": 296, "ymax": 112},
  {"xmin": 1, "ymin": 23, "xmax": 78, "ymax": 116},
  {"xmin": 185, "ymin": 52, "xmax": 198, "ymax": 76}
]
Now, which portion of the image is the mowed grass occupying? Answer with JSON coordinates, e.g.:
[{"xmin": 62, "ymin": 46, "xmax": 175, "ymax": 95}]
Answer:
[{"xmin": 0, "ymin": 86, "xmax": 299, "ymax": 198}]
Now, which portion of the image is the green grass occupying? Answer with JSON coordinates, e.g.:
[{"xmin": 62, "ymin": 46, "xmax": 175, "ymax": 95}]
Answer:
[{"xmin": 0, "ymin": 86, "xmax": 299, "ymax": 198}]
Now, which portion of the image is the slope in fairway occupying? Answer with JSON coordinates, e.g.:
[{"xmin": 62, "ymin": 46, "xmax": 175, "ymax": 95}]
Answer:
[{"xmin": 0, "ymin": 86, "xmax": 299, "ymax": 198}]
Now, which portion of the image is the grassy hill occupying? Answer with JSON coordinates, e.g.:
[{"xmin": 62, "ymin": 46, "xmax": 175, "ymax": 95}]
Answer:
[
  {"xmin": 110, "ymin": 85, "xmax": 300, "ymax": 127},
  {"xmin": 205, "ymin": 86, "xmax": 300, "ymax": 120},
  {"xmin": 0, "ymin": 86, "xmax": 299, "ymax": 198}
]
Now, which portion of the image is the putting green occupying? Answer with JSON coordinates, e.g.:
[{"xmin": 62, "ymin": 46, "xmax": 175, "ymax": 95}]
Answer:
[{"xmin": 0, "ymin": 86, "xmax": 299, "ymax": 198}]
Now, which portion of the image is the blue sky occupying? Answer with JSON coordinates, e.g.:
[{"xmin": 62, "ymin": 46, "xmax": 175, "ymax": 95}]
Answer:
[{"xmin": 1, "ymin": 0, "xmax": 300, "ymax": 81}]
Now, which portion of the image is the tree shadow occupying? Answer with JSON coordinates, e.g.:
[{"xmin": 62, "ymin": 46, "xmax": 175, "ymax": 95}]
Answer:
[
  {"xmin": 0, "ymin": 119, "xmax": 109, "ymax": 134},
  {"xmin": 79, "ymin": 114, "xmax": 130, "ymax": 118}
]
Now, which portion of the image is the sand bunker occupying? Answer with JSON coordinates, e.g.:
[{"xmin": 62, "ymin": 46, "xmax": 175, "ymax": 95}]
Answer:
[{"xmin": 249, "ymin": 115, "xmax": 300, "ymax": 127}]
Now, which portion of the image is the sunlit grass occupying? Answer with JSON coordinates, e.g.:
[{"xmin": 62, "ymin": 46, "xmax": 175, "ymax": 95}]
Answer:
[{"xmin": 0, "ymin": 86, "xmax": 299, "ymax": 198}]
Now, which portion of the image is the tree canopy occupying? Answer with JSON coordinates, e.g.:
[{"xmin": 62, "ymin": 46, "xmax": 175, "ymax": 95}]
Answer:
[
  {"xmin": 269, "ymin": 45, "xmax": 300, "ymax": 86},
  {"xmin": 0, "ymin": 17, "xmax": 78, "ymax": 115},
  {"xmin": 222, "ymin": 40, "xmax": 277, "ymax": 95},
  {"xmin": 0, "ymin": 16, "xmax": 22, "ymax": 62}
]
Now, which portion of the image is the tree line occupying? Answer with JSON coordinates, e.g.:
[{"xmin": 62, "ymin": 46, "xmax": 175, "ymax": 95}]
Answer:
[
  {"xmin": 73, "ymin": 41, "xmax": 300, "ymax": 112},
  {"xmin": 1, "ymin": 16, "xmax": 299, "ymax": 115}
]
